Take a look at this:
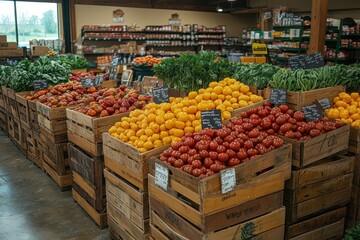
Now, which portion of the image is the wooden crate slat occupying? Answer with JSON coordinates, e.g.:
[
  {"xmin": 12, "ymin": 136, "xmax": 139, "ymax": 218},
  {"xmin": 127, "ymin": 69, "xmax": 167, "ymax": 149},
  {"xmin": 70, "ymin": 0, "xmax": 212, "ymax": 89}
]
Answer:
[
  {"xmin": 289, "ymin": 219, "xmax": 344, "ymax": 240},
  {"xmin": 38, "ymin": 114, "xmax": 67, "ymax": 132},
  {"xmin": 108, "ymin": 216, "xmax": 139, "ymax": 240},
  {"xmin": 36, "ymin": 101, "xmax": 67, "ymax": 120},
  {"xmin": 68, "ymin": 130, "xmax": 102, "ymax": 157},
  {"xmin": 43, "ymin": 160, "xmax": 72, "ymax": 191}
]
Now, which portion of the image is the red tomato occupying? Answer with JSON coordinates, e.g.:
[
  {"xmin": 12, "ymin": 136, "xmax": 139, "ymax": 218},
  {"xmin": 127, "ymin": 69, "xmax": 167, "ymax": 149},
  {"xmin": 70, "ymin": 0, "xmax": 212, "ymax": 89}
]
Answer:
[
  {"xmin": 218, "ymin": 153, "xmax": 229, "ymax": 162},
  {"xmin": 174, "ymin": 159, "xmax": 184, "ymax": 168},
  {"xmin": 226, "ymin": 149, "xmax": 236, "ymax": 158},
  {"xmin": 247, "ymin": 148, "xmax": 258, "ymax": 157},
  {"xmin": 199, "ymin": 150, "xmax": 209, "ymax": 158},
  {"xmin": 192, "ymin": 160, "xmax": 202, "ymax": 169},
  {"xmin": 179, "ymin": 146, "xmax": 190, "ymax": 154},
  {"xmin": 229, "ymin": 141, "xmax": 241, "ymax": 151},
  {"xmin": 244, "ymin": 140, "xmax": 254, "ymax": 149},
  {"xmin": 228, "ymin": 158, "xmax": 241, "ymax": 167},
  {"xmin": 216, "ymin": 145, "xmax": 226, "ymax": 153},
  {"xmin": 204, "ymin": 158, "xmax": 214, "ymax": 168},
  {"xmin": 209, "ymin": 151, "xmax": 218, "ymax": 160}
]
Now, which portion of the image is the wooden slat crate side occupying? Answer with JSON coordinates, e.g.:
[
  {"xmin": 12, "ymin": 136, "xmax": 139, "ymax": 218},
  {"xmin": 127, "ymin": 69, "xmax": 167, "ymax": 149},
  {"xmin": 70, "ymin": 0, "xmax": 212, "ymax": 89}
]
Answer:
[
  {"xmin": 285, "ymin": 173, "xmax": 353, "ymax": 204},
  {"xmin": 38, "ymin": 114, "xmax": 67, "ymax": 132},
  {"xmin": 36, "ymin": 101, "xmax": 67, "ymax": 120},
  {"xmin": 149, "ymin": 172, "xmax": 285, "ymax": 231},
  {"xmin": 67, "ymin": 120, "xmax": 97, "ymax": 143},
  {"xmin": 68, "ymin": 130, "xmax": 102, "ymax": 157},
  {"xmin": 150, "ymin": 206, "xmax": 285, "ymax": 240},
  {"xmin": 43, "ymin": 160, "xmax": 72, "ymax": 191},
  {"xmin": 15, "ymin": 92, "xmax": 31, "ymax": 128},
  {"xmin": 27, "ymin": 150, "xmax": 43, "ymax": 170},
  {"xmin": 354, "ymin": 155, "xmax": 360, "ymax": 186},
  {"xmin": 104, "ymin": 169, "xmax": 149, "ymax": 219},
  {"xmin": 346, "ymin": 203, "xmax": 360, "ymax": 229},
  {"xmin": 107, "ymin": 202, "xmax": 149, "ymax": 240},
  {"xmin": 72, "ymin": 189, "xmax": 107, "ymax": 229},
  {"xmin": 286, "ymin": 207, "xmax": 347, "ymax": 239},
  {"xmin": 286, "ymin": 187, "xmax": 351, "ymax": 223},
  {"xmin": 41, "ymin": 140, "xmax": 69, "ymax": 175},
  {"xmin": 286, "ymin": 155, "xmax": 355, "ymax": 189},
  {"xmin": 352, "ymin": 184, "xmax": 360, "ymax": 205},
  {"xmin": 39, "ymin": 127, "xmax": 67, "ymax": 144},
  {"xmin": 289, "ymin": 219, "xmax": 345, "ymax": 240},
  {"xmin": 284, "ymin": 125, "xmax": 350, "ymax": 168},
  {"xmin": 109, "ymin": 217, "xmax": 139, "ymax": 240},
  {"xmin": 149, "ymin": 144, "xmax": 291, "ymax": 197},
  {"xmin": 28, "ymin": 100, "xmax": 40, "ymax": 132}
]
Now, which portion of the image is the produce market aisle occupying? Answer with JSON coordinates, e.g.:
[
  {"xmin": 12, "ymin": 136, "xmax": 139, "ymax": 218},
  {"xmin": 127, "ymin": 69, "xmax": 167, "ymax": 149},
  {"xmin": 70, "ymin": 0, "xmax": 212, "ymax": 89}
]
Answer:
[{"xmin": 0, "ymin": 131, "xmax": 109, "ymax": 240}]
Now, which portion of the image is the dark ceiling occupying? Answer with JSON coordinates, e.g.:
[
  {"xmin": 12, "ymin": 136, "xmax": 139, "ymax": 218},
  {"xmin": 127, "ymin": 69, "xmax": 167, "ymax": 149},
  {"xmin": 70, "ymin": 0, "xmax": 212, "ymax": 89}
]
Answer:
[{"xmin": 75, "ymin": 0, "xmax": 250, "ymax": 12}]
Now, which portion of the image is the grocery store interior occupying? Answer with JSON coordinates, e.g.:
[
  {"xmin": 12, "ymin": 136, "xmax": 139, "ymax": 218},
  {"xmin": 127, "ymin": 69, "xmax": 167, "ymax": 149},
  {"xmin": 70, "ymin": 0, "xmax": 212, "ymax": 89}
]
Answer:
[{"xmin": 1, "ymin": 0, "xmax": 360, "ymax": 239}]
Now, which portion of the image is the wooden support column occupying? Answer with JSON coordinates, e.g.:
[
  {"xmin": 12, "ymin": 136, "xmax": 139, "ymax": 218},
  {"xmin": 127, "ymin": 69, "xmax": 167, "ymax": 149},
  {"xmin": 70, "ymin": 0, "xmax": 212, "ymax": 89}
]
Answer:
[
  {"xmin": 309, "ymin": 0, "xmax": 329, "ymax": 54},
  {"xmin": 69, "ymin": 0, "xmax": 77, "ymax": 53}
]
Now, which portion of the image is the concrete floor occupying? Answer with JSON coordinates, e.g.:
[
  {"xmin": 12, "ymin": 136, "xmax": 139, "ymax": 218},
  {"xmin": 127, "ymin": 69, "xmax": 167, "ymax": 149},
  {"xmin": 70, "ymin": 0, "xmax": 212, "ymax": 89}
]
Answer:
[{"xmin": 0, "ymin": 131, "xmax": 110, "ymax": 240}]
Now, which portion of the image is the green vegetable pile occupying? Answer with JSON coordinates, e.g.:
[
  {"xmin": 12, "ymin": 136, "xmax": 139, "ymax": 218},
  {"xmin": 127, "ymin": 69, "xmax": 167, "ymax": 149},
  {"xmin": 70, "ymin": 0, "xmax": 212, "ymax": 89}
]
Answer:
[
  {"xmin": 344, "ymin": 223, "xmax": 360, "ymax": 240},
  {"xmin": 52, "ymin": 54, "xmax": 90, "ymax": 70}
]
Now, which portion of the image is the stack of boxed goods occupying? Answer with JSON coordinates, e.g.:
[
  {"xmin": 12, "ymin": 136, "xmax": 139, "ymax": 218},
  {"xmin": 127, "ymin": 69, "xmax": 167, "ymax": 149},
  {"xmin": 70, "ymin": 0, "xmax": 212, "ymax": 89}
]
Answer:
[{"xmin": 0, "ymin": 35, "xmax": 24, "ymax": 58}]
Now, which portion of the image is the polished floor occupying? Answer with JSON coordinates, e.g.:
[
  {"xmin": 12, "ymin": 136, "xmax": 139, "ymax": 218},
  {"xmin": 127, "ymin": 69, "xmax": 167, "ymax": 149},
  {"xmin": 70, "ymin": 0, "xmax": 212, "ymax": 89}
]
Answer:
[{"xmin": 0, "ymin": 131, "xmax": 110, "ymax": 240}]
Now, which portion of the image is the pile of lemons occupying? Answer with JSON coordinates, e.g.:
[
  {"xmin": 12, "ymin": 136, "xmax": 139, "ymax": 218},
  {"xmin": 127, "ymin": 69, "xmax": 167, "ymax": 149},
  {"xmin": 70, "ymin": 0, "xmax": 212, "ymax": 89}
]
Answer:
[{"xmin": 108, "ymin": 78, "xmax": 264, "ymax": 152}]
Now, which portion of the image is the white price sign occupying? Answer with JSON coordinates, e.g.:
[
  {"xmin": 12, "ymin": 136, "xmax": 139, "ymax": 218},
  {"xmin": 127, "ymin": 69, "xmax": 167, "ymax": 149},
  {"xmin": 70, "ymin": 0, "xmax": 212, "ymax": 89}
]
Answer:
[
  {"xmin": 221, "ymin": 168, "xmax": 236, "ymax": 194},
  {"xmin": 155, "ymin": 163, "xmax": 169, "ymax": 190}
]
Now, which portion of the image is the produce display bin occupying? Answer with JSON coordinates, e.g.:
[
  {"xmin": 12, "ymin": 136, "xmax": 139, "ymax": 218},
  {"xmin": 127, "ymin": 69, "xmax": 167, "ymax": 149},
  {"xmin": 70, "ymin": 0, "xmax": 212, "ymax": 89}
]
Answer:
[
  {"xmin": 349, "ymin": 127, "xmax": 360, "ymax": 154},
  {"xmin": 0, "ymin": 106, "xmax": 7, "ymax": 133},
  {"xmin": 24, "ymin": 127, "xmax": 43, "ymax": 170},
  {"xmin": 15, "ymin": 91, "xmax": 31, "ymax": 129},
  {"xmin": 0, "ymin": 86, "xmax": 5, "ymax": 109},
  {"xmin": 7, "ymin": 88, "xmax": 19, "ymax": 119},
  {"xmin": 37, "ymin": 102, "xmax": 68, "ymax": 132},
  {"xmin": 1, "ymin": 86, "xmax": 10, "ymax": 113}
]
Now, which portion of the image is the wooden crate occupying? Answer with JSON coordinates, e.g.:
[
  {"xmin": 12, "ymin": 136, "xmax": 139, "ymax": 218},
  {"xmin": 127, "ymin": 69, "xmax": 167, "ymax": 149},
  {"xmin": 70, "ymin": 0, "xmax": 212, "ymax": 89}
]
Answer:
[
  {"xmin": 105, "ymin": 169, "xmax": 149, "ymax": 240},
  {"xmin": 264, "ymin": 86, "xmax": 345, "ymax": 111},
  {"xmin": 348, "ymin": 127, "xmax": 360, "ymax": 154},
  {"xmin": 148, "ymin": 144, "xmax": 291, "ymax": 234},
  {"xmin": 352, "ymin": 184, "xmax": 360, "ymax": 205},
  {"xmin": 230, "ymin": 100, "xmax": 265, "ymax": 118},
  {"xmin": 40, "ymin": 126, "xmax": 67, "ymax": 144},
  {"xmin": 72, "ymin": 188, "xmax": 107, "ymax": 229},
  {"xmin": 286, "ymin": 207, "xmax": 346, "ymax": 239},
  {"xmin": 15, "ymin": 91, "xmax": 31, "ymax": 128},
  {"xmin": 103, "ymin": 133, "xmax": 170, "ymax": 191},
  {"xmin": 346, "ymin": 203, "xmax": 360, "ymax": 229},
  {"xmin": 7, "ymin": 88, "xmax": 19, "ymax": 118},
  {"xmin": 66, "ymin": 108, "xmax": 129, "ymax": 156},
  {"xmin": 282, "ymin": 124, "xmax": 350, "ymax": 168},
  {"xmin": 354, "ymin": 154, "xmax": 360, "ymax": 186},
  {"xmin": 1, "ymin": 86, "xmax": 10, "ymax": 113},
  {"xmin": 36, "ymin": 102, "xmax": 67, "ymax": 133},
  {"xmin": 69, "ymin": 143, "xmax": 105, "ymax": 211},
  {"xmin": 0, "ymin": 86, "xmax": 5, "ymax": 109},
  {"xmin": 150, "ymin": 206, "xmax": 285, "ymax": 240},
  {"xmin": 0, "ymin": 106, "xmax": 8, "ymax": 133},
  {"xmin": 28, "ymin": 100, "xmax": 40, "ymax": 132},
  {"xmin": 43, "ymin": 160, "xmax": 72, "ymax": 191}
]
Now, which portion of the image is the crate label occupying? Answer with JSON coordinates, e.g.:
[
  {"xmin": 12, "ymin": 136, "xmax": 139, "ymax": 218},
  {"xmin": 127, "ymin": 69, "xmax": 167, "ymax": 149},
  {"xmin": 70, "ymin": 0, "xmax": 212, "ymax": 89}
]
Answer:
[
  {"xmin": 155, "ymin": 163, "xmax": 169, "ymax": 191},
  {"xmin": 152, "ymin": 87, "xmax": 169, "ymax": 104},
  {"xmin": 81, "ymin": 78, "xmax": 94, "ymax": 88},
  {"xmin": 221, "ymin": 168, "xmax": 236, "ymax": 194},
  {"xmin": 201, "ymin": 110, "xmax": 222, "ymax": 129},
  {"xmin": 33, "ymin": 80, "xmax": 48, "ymax": 90},
  {"xmin": 269, "ymin": 88, "xmax": 287, "ymax": 105},
  {"xmin": 303, "ymin": 104, "xmax": 323, "ymax": 122},
  {"xmin": 316, "ymin": 98, "xmax": 332, "ymax": 110}
]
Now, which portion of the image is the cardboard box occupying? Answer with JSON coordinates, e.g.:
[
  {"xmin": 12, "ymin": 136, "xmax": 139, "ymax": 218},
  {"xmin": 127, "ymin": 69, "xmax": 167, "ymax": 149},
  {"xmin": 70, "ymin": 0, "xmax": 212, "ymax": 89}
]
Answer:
[
  {"xmin": 0, "ymin": 42, "xmax": 17, "ymax": 49},
  {"xmin": 31, "ymin": 46, "xmax": 49, "ymax": 56},
  {"xmin": 0, "ymin": 35, "xmax": 7, "ymax": 43},
  {"xmin": 0, "ymin": 48, "xmax": 24, "ymax": 57}
]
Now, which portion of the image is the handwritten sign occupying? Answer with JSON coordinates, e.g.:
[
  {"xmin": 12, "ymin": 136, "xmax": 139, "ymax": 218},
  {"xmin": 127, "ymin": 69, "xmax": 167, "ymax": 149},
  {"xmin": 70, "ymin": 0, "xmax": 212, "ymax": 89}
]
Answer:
[
  {"xmin": 155, "ymin": 163, "xmax": 169, "ymax": 191},
  {"xmin": 316, "ymin": 98, "xmax": 332, "ymax": 110},
  {"xmin": 269, "ymin": 88, "xmax": 287, "ymax": 105},
  {"xmin": 289, "ymin": 55, "xmax": 306, "ymax": 70},
  {"xmin": 33, "ymin": 80, "xmax": 48, "ymax": 90},
  {"xmin": 94, "ymin": 75, "xmax": 104, "ymax": 87},
  {"xmin": 152, "ymin": 87, "xmax": 169, "ymax": 104},
  {"xmin": 221, "ymin": 168, "xmax": 236, "ymax": 194},
  {"xmin": 289, "ymin": 52, "xmax": 325, "ymax": 70},
  {"xmin": 303, "ymin": 104, "xmax": 324, "ymax": 122},
  {"xmin": 201, "ymin": 110, "xmax": 222, "ymax": 129},
  {"xmin": 81, "ymin": 78, "xmax": 94, "ymax": 88}
]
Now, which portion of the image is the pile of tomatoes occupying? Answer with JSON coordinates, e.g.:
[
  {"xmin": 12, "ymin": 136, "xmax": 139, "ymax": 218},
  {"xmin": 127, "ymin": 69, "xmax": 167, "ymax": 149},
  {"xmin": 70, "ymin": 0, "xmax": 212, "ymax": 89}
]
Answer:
[{"xmin": 160, "ymin": 102, "xmax": 345, "ymax": 179}]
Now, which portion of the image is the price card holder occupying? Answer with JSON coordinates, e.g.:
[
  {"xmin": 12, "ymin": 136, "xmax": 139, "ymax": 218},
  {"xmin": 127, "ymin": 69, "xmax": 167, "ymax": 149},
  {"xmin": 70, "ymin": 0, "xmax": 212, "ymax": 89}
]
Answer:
[
  {"xmin": 152, "ymin": 87, "xmax": 170, "ymax": 104},
  {"xmin": 221, "ymin": 168, "xmax": 236, "ymax": 194},
  {"xmin": 33, "ymin": 80, "xmax": 48, "ymax": 90},
  {"xmin": 303, "ymin": 104, "xmax": 324, "ymax": 122},
  {"xmin": 315, "ymin": 98, "xmax": 332, "ymax": 110},
  {"xmin": 201, "ymin": 110, "xmax": 222, "ymax": 129},
  {"xmin": 81, "ymin": 78, "xmax": 94, "ymax": 88},
  {"xmin": 155, "ymin": 163, "xmax": 169, "ymax": 191},
  {"xmin": 269, "ymin": 88, "xmax": 287, "ymax": 105}
]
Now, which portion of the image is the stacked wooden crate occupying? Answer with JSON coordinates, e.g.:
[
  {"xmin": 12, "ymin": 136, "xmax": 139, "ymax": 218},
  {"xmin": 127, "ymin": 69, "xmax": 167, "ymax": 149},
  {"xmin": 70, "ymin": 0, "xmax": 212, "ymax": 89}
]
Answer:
[
  {"xmin": 147, "ymin": 144, "xmax": 292, "ymax": 240},
  {"xmin": 103, "ymin": 133, "xmax": 170, "ymax": 239},
  {"xmin": 346, "ymin": 127, "xmax": 360, "ymax": 228},
  {"xmin": 0, "ymin": 86, "xmax": 7, "ymax": 133},
  {"xmin": 66, "ymin": 109, "xmax": 128, "ymax": 228},
  {"xmin": 283, "ymin": 125, "xmax": 352, "ymax": 240},
  {"xmin": 37, "ymin": 102, "xmax": 71, "ymax": 191}
]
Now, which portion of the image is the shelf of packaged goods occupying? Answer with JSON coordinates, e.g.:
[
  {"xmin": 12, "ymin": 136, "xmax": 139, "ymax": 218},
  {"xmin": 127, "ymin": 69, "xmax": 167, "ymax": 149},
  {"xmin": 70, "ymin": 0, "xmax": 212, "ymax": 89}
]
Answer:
[
  {"xmin": 339, "ymin": 47, "xmax": 360, "ymax": 50},
  {"xmin": 83, "ymin": 37, "xmax": 146, "ymax": 41},
  {"xmin": 341, "ymin": 34, "xmax": 360, "ymax": 38},
  {"xmin": 272, "ymin": 56, "xmax": 289, "ymax": 61},
  {"xmin": 325, "ymin": 39, "xmax": 338, "ymax": 43},
  {"xmin": 83, "ymin": 52, "xmax": 115, "ymax": 55},
  {"xmin": 273, "ymin": 37, "xmax": 301, "ymax": 41},
  {"xmin": 273, "ymin": 25, "xmax": 303, "ymax": 30},
  {"xmin": 143, "ymin": 31, "xmax": 183, "ymax": 34},
  {"xmin": 279, "ymin": 47, "xmax": 307, "ymax": 52}
]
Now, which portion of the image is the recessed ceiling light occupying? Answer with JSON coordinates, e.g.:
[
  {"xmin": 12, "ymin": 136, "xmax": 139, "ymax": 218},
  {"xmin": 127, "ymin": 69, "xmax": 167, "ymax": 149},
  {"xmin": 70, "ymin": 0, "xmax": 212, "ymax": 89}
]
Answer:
[{"xmin": 217, "ymin": 7, "xmax": 223, "ymax": 12}]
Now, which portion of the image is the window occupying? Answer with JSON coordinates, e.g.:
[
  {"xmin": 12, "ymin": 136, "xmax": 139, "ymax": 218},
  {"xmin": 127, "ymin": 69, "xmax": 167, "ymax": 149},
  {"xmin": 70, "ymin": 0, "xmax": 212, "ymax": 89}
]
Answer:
[{"xmin": 0, "ymin": 0, "xmax": 60, "ymax": 47}]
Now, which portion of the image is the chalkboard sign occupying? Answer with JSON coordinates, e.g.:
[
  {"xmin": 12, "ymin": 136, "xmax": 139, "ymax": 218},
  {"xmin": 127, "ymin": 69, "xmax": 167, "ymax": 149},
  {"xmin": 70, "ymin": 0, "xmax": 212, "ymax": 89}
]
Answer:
[
  {"xmin": 289, "ymin": 52, "xmax": 325, "ymax": 70},
  {"xmin": 201, "ymin": 110, "xmax": 222, "ymax": 129},
  {"xmin": 316, "ymin": 98, "xmax": 332, "ymax": 110},
  {"xmin": 269, "ymin": 88, "xmax": 287, "ymax": 105},
  {"xmin": 152, "ymin": 87, "xmax": 169, "ymax": 104},
  {"xmin": 302, "ymin": 104, "xmax": 324, "ymax": 122},
  {"xmin": 33, "ymin": 80, "xmax": 48, "ymax": 90},
  {"xmin": 81, "ymin": 78, "xmax": 94, "ymax": 88},
  {"xmin": 94, "ymin": 75, "xmax": 104, "ymax": 87}
]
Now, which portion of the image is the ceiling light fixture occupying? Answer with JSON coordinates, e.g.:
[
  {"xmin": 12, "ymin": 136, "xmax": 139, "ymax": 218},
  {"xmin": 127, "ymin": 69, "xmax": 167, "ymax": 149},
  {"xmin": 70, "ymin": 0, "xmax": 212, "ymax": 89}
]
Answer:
[
  {"xmin": 228, "ymin": 0, "xmax": 236, "ymax": 1},
  {"xmin": 217, "ymin": 4, "xmax": 223, "ymax": 12}
]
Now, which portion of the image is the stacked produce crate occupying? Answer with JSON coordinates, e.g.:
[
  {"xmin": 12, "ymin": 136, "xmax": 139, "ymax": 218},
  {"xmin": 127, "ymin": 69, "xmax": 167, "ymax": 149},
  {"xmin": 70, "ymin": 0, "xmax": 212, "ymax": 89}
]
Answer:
[
  {"xmin": 0, "ymin": 86, "xmax": 8, "ymax": 133},
  {"xmin": 66, "ymin": 109, "xmax": 129, "ymax": 229},
  {"xmin": 37, "ymin": 102, "xmax": 71, "ymax": 191}
]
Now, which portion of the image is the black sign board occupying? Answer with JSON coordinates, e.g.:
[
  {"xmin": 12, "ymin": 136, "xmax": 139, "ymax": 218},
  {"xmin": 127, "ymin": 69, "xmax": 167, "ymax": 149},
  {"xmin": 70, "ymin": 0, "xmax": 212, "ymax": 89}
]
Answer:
[
  {"xmin": 152, "ymin": 87, "xmax": 169, "ymax": 104},
  {"xmin": 316, "ymin": 98, "xmax": 332, "ymax": 110},
  {"xmin": 201, "ymin": 110, "xmax": 222, "ymax": 129},
  {"xmin": 269, "ymin": 88, "xmax": 287, "ymax": 105},
  {"xmin": 33, "ymin": 80, "xmax": 48, "ymax": 90},
  {"xmin": 302, "ymin": 104, "xmax": 324, "ymax": 122},
  {"xmin": 94, "ymin": 75, "xmax": 104, "ymax": 87},
  {"xmin": 289, "ymin": 52, "xmax": 325, "ymax": 70},
  {"xmin": 81, "ymin": 78, "xmax": 94, "ymax": 88}
]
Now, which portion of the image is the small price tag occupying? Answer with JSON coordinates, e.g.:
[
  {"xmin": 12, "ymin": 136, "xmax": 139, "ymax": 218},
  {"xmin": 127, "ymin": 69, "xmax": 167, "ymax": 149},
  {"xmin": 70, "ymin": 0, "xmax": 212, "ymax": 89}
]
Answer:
[
  {"xmin": 94, "ymin": 75, "xmax": 104, "ymax": 87},
  {"xmin": 303, "ymin": 104, "xmax": 324, "ymax": 122},
  {"xmin": 316, "ymin": 98, "xmax": 332, "ymax": 110},
  {"xmin": 221, "ymin": 168, "xmax": 236, "ymax": 194},
  {"xmin": 269, "ymin": 88, "xmax": 287, "ymax": 105},
  {"xmin": 81, "ymin": 78, "xmax": 94, "ymax": 88},
  {"xmin": 33, "ymin": 80, "xmax": 48, "ymax": 90},
  {"xmin": 155, "ymin": 163, "xmax": 169, "ymax": 190},
  {"xmin": 201, "ymin": 110, "xmax": 222, "ymax": 129},
  {"xmin": 152, "ymin": 87, "xmax": 170, "ymax": 104}
]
